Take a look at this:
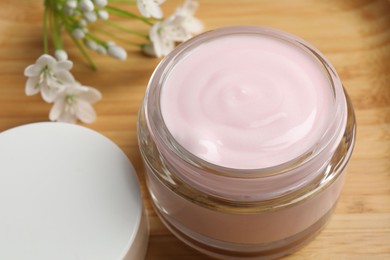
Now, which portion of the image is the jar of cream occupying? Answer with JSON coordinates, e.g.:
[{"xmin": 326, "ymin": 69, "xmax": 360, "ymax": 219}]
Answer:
[{"xmin": 138, "ymin": 26, "xmax": 356, "ymax": 259}]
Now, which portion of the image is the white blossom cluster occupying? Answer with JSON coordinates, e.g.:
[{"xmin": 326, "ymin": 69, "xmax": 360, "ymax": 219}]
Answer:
[
  {"xmin": 142, "ymin": 0, "xmax": 203, "ymax": 57},
  {"xmin": 24, "ymin": 54, "xmax": 101, "ymax": 124},
  {"xmin": 63, "ymin": 0, "xmax": 127, "ymax": 60},
  {"xmin": 65, "ymin": 0, "xmax": 109, "ymax": 21},
  {"xmin": 24, "ymin": 0, "xmax": 203, "ymax": 124}
]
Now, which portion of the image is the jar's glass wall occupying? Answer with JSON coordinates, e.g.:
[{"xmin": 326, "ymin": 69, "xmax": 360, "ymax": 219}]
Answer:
[
  {"xmin": 138, "ymin": 93, "xmax": 355, "ymax": 259},
  {"xmin": 138, "ymin": 27, "xmax": 356, "ymax": 259}
]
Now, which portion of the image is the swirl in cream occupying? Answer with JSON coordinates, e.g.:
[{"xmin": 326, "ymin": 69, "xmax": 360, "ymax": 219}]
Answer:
[{"xmin": 161, "ymin": 34, "xmax": 333, "ymax": 169}]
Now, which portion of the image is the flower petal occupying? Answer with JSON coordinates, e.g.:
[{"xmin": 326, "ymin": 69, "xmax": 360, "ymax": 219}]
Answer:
[
  {"xmin": 164, "ymin": 16, "xmax": 189, "ymax": 41},
  {"xmin": 75, "ymin": 100, "xmax": 97, "ymax": 123},
  {"xmin": 148, "ymin": 4, "xmax": 163, "ymax": 19},
  {"xmin": 149, "ymin": 23, "xmax": 164, "ymax": 57},
  {"xmin": 161, "ymin": 40, "xmax": 175, "ymax": 56},
  {"xmin": 177, "ymin": 0, "xmax": 198, "ymax": 16},
  {"xmin": 41, "ymin": 84, "xmax": 61, "ymax": 103},
  {"xmin": 54, "ymin": 60, "xmax": 73, "ymax": 71},
  {"xmin": 24, "ymin": 64, "xmax": 42, "ymax": 77},
  {"xmin": 137, "ymin": 0, "xmax": 165, "ymax": 19},
  {"xmin": 78, "ymin": 87, "xmax": 102, "ymax": 103},
  {"xmin": 25, "ymin": 76, "xmax": 40, "ymax": 96},
  {"xmin": 49, "ymin": 99, "xmax": 66, "ymax": 121},
  {"xmin": 142, "ymin": 43, "xmax": 157, "ymax": 57},
  {"xmin": 184, "ymin": 17, "xmax": 203, "ymax": 34},
  {"xmin": 136, "ymin": 0, "xmax": 150, "ymax": 18},
  {"xmin": 58, "ymin": 111, "xmax": 78, "ymax": 124},
  {"xmin": 36, "ymin": 54, "xmax": 56, "ymax": 68},
  {"xmin": 56, "ymin": 70, "xmax": 75, "ymax": 85}
]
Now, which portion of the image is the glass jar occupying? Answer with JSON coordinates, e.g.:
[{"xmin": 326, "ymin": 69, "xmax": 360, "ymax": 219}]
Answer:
[{"xmin": 138, "ymin": 26, "xmax": 356, "ymax": 259}]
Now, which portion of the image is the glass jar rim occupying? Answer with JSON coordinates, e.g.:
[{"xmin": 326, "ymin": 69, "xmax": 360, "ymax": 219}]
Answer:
[{"xmin": 145, "ymin": 26, "xmax": 347, "ymax": 177}]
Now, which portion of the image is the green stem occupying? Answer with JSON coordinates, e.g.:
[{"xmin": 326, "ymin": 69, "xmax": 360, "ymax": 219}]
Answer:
[
  {"xmin": 91, "ymin": 27, "xmax": 141, "ymax": 47},
  {"xmin": 105, "ymin": 5, "xmax": 154, "ymax": 26},
  {"xmin": 85, "ymin": 31, "xmax": 106, "ymax": 46},
  {"xmin": 108, "ymin": 0, "xmax": 135, "ymax": 3},
  {"xmin": 52, "ymin": 8, "xmax": 63, "ymax": 49},
  {"xmin": 60, "ymin": 12, "xmax": 80, "ymax": 30},
  {"xmin": 71, "ymin": 35, "xmax": 97, "ymax": 70},
  {"xmin": 53, "ymin": 2, "xmax": 97, "ymax": 70},
  {"xmin": 43, "ymin": 4, "xmax": 49, "ymax": 53},
  {"xmin": 49, "ymin": 8, "xmax": 62, "ymax": 50},
  {"xmin": 103, "ymin": 19, "xmax": 149, "ymax": 38}
]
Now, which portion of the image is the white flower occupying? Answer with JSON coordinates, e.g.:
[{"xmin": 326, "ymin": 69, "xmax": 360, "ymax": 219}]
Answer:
[
  {"xmin": 107, "ymin": 43, "xmax": 127, "ymax": 60},
  {"xmin": 79, "ymin": 0, "xmax": 95, "ymax": 12},
  {"xmin": 136, "ymin": 0, "xmax": 165, "ymax": 19},
  {"xmin": 146, "ymin": 0, "xmax": 203, "ymax": 58},
  {"xmin": 49, "ymin": 83, "xmax": 102, "ymax": 124},
  {"xmin": 24, "ymin": 54, "xmax": 74, "ymax": 102},
  {"xmin": 72, "ymin": 28, "xmax": 85, "ymax": 39},
  {"xmin": 148, "ymin": 15, "xmax": 188, "ymax": 57},
  {"xmin": 55, "ymin": 49, "xmax": 68, "ymax": 61},
  {"xmin": 94, "ymin": 0, "xmax": 107, "ymax": 8},
  {"xmin": 174, "ymin": 0, "xmax": 203, "ymax": 34},
  {"xmin": 97, "ymin": 10, "xmax": 109, "ymax": 20}
]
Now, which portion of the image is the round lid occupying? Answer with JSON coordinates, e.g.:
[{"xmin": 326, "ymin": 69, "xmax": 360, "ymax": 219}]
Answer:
[{"xmin": 0, "ymin": 123, "xmax": 145, "ymax": 259}]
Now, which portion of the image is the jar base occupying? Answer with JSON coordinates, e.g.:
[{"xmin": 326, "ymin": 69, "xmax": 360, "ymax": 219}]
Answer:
[{"xmin": 153, "ymin": 203, "xmax": 336, "ymax": 260}]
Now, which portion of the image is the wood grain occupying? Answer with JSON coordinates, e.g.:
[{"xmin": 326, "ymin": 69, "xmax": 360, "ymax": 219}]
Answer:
[{"xmin": 0, "ymin": 0, "xmax": 389, "ymax": 259}]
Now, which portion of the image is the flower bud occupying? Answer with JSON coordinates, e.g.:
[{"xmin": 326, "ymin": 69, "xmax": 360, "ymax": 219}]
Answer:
[
  {"xmin": 72, "ymin": 28, "xmax": 85, "ymax": 39},
  {"xmin": 79, "ymin": 0, "xmax": 94, "ymax": 12},
  {"xmin": 94, "ymin": 0, "xmax": 108, "ymax": 8},
  {"xmin": 106, "ymin": 41, "xmax": 115, "ymax": 47},
  {"xmin": 96, "ymin": 45, "xmax": 107, "ymax": 55},
  {"xmin": 54, "ymin": 49, "xmax": 68, "ymax": 61},
  {"xmin": 85, "ymin": 40, "xmax": 98, "ymax": 51},
  {"xmin": 79, "ymin": 19, "xmax": 87, "ymax": 27},
  {"xmin": 97, "ymin": 10, "xmax": 109, "ymax": 20},
  {"xmin": 107, "ymin": 45, "xmax": 127, "ymax": 60},
  {"xmin": 84, "ymin": 11, "xmax": 97, "ymax": 23}
]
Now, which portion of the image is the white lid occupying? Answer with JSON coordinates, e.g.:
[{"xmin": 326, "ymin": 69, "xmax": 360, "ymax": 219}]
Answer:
[{"xmin": 0, "ymin": 123, "xmax": 148, "ymax": 260}]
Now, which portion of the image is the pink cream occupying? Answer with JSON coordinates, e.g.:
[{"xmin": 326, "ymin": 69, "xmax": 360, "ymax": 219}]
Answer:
[{"xmin": 161, "ymin": 34, "xmax": 333, "ymax": 169}]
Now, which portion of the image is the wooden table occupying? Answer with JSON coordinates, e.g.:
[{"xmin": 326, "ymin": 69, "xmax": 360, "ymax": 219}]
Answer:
[{"xmin": 0, "ymin": 0, "xmax": 389, "ymax": 259}]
